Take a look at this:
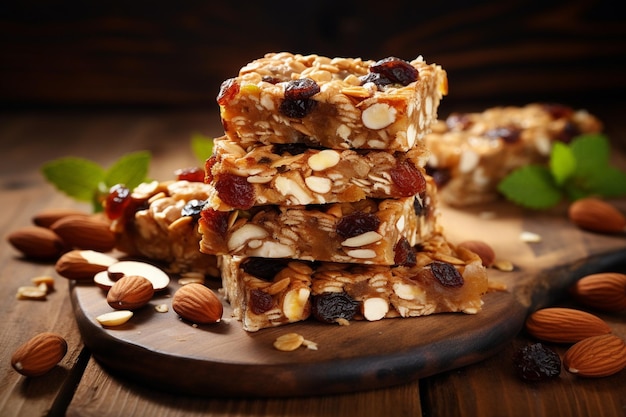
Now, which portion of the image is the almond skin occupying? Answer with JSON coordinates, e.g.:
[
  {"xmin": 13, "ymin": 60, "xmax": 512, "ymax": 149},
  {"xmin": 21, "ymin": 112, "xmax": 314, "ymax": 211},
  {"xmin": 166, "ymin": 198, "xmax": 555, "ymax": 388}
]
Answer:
[
  {"xmin": 7, "ymin": 226, "xmax": 67, "ymax": 260},
  {"xmin": 568, "ymin": 198, "xmax": 626, "ymax": 234},
  {"xmin": 55, "ymin": 249, "xmax": 118, "ymax": 280},
  {"xmin": 107, "ymin": 275, "xmax": 155, "ymax": 310},
  {"xmin": 525, "ymin": 307, "xmax": 611, "ymax": 343},
  {"xmin": 571, "ymin": 273, "xmax": 626, "ymax": 312},
  {"xmin": 50, "ymin": 215, "xmax": 116, "ymax": 252},
  {"xmin": 11, "ymin": 332, "xmax": 68, "ymax": 377},
  {"xmin": 32, "ymin": 208, "xmax": 89, "ymax": 228},
  {"xmin": 563, "ymin": 334, "xmax": 626, "ymax": 377},
  {"xmin": 172, "ymin": 283, "xmax": 223, "ymax": 324}
]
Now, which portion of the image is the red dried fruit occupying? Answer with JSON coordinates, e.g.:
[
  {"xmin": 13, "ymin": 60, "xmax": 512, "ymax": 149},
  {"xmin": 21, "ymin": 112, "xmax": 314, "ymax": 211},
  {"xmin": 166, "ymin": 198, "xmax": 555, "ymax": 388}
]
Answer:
[
  {"xmin": 312, "ymin": 292, "xmax": 359, "ymax": 324},
  {"xmin": 204, "ymin": 155, "xmax": 217, "ymax": 184},
  {"xmin": 391, "ymin": 160, "xmax": 426, "ymax": 197},
  {"xmin": 336, "ymin": 212, "xmax": 380, "ymax": 239},
  {"xmin": 279, "ymin": 78, "xmax": 320, "ymax": 118},
  {"xmin": 217, "ymin": 78, "xmax": 239, "ymax": 106},
  {"xmin": 429, "ymin": 261, "xmax": 464, "ymax": 287},
  {"xmin": 105, "ymin": 184, "xmax": 131, "ymax": 220},
  {"xmin": 541, "ymin": 103, "xmax": 573, "ymax": 120},
  {"xmin": 200, "ymin": 208, "xmax": 229, "ymax": 238},
  {"xmin": 513, "ymin": 343, "xmax": 561, "ymax": 382},
  {"xmin": 249, "ymin": 289, "xmax": 274, "ymax": 315},
  {"xmin": 174, "ymin": 166, "xmax": 205, "ymax": 182},
  {"xmin": 369, "ymin": 57, "xmax": 418, "ymax": 86},
  {"xmin": 394, "ymin": 237, "xmax": 416, "ymax": 266},
  {"xmin": 214, "ymin": 173, "xmax": 255, "ymax": 209}
]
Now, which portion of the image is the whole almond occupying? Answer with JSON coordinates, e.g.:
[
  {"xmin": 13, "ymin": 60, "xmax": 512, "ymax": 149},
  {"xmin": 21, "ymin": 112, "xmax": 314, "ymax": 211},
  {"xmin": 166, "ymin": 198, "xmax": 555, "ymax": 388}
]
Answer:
[
  {"xmin": 7, "ymin": 226, "xmax": 66, "ymax": 260},
  {"xmin": 568, "ymin": 198, "xmax": 626, "ymax": 234},
  {"xmin": 525, "ymin": 307, "xmax": 611, "ymax": 343},
  {"xmin": 457, "ymin": 240, "xmax": 496, "ymax": 267},
  {"xmin": 172, "ymin": 283, "xmax": 223, "ymax": 324},
  {"xmin": 563, "ymin": 334, "xmax": 626, "ymax": 377},
  {"xmin": 50, "ymin": 215, "xmax": 116, "ymax": 252},
  {"xmin": 107, "ymin": 275, "xmax": 154, "ymax": 310},
  {"xmin": 571, "ymin": 273, "xmax": 626, "ymax": 312},
  {"xmin": 33, "ymin": 208, "xmax": 88, "ymax": 228},
  {"xmin": 55, "ymin": 249, "xmax": 118, "ymax": 280},
  {"xmin": 11, "ymin": 332, "xmax": 68, "ymax": 377}
]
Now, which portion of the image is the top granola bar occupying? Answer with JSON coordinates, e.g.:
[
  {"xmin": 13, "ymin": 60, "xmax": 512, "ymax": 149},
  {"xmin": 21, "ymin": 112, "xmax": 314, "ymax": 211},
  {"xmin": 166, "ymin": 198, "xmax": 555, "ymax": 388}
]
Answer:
[{"xmin": 217, "ymin": 52, "xmax": 448, "ymax": 151}]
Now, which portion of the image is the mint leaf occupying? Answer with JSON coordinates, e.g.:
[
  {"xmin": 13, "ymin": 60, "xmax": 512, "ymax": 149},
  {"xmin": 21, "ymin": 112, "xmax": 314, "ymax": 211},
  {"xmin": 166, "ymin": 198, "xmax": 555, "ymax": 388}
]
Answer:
[
  {"xmin": 497, "ymin": 165, "xmax": 563, "ymax": 209},
  {"xmin": 550, "ymin": 142, "xmax": 576, "ymax": 185},
  {"xmin": 580, "ymin": 166, "xmax": 626, "ymax": 198},
  {"xmin": 191, "ymin": 133, "xmax": 214, "ymax": 164},
  {"xmin": 41, "ymin": 157, "xmax": 105, "ymax": 202},
  {"xmin": 570, "ymin": 134, "xmax": 611, "ymax": 176},
  {"xmin": 104, "ymin": 150, "xmax": 151, "ymax": 189}
]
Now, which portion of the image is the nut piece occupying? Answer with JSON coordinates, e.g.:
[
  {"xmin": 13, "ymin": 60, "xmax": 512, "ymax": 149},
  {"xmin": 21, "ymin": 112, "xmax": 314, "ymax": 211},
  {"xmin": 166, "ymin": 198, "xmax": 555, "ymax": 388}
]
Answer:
[
  {"xmin": 106, "ymin": 275, "xmax": 155, "ymax": 310},
  {"xmin": 7, "ymin": 226, "xmax": 66, "ymax": 260},
  {"xmin": 172, "ymin": 283, "xmax": 223, "ymax": 324},
  {"xmin": 33, "ymin": 208, "xmax": 88, "ymax": 228},
  {"xmin": 107, "ymin": 261, "xmax": 170, "ymax": 291},
  {"xmin": 50, "ymin": 214, "xmax": 116, "ymax": 252},
  {"xmin": 16, "ymin": 286, "xmax": 48, "ymax": 301},
  {"xmin": 571, "ymin": 273, "xmax": 626, "ymax": 312},
  {"xmin": 457, "ymin": 240, "xmax": 496, "ymax": 267},
  {"xmin": 55, "ymin": 250, "xmax": 118, "ymax": 280},
  {"xmin": 96, "ymin": 310, "xmax": 134, "ymax": 327},
  {"xmin": 568, "ymin": 198, "xmax": 626, "ymax": 234},
  {"xmin": 525, "ymin": 307, "xmax": 611, "ymax": 343},
  {"xmin": 563, "ymin": 334, "xmax": 626, "ymax": 377},
  {"xmin": 273, "ymin": 333, "xmax": 305, "ymax": 351},
  {"xmin": 11, "ymin": 332, "xmax": 68, "ymax": 377}
]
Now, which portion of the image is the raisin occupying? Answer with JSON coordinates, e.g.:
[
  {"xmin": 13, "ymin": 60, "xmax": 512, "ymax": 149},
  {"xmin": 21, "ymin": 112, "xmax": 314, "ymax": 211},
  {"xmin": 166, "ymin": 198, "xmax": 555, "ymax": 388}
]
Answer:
[
  {"xmin": 181, "ymin": 199, "xmax": 207, "ymax": 221},
  {"xmin": 200, "ymin": 208, "xmax": 229, "ymax": 238},
  {"xmin": 204, "ymin": 155, "xmax": 217, "ymax": 184},
  {"xmin": 513, "ymin": 343, "xmax": 561, "ymax": 382},
  {"xmin": 249, "ymin": 289, "xmax": 274, "ymax": 315},
  {"xmin": 413, "ymin": 193, "xmax": 428, "ymax": 217},
  {"xmin": 262, "ymin": 75, "xmax": 281, "ymax": 84},
  {"xmin": 336, "ymin": 212, "xmax": 380, "ymax": 239},
  {"xmin": 272, "ymin": 143, "xmax": 310, "ymax": 155},
  {"xmin": 446, "ymin": 113, "xmax": 472, "ymax": 130},
  {"xmin": 359, "ymin": 72, "xmax": 393, "ymax": 88},
  {"xmin": 394, "ymin": 237, "xmax": 416, "ymax": 266},
  {"xmin": 369, "ymin": 57, "xmax": 418, "ymax": 86},
  {"xmin": 174, "ymin": 166, "xmax": 205, "ymax": 182},
  {"xmin": 217, "ymin": 78, "xmax": 239, "ymax": 106},
  {"xmin": 391, "ymin": 160, "xmax": 426, "ymax": 197},
  {"xmin": 279, "ymin": 78, "xmax": 320, "ymax": 118},
  {"xmin": 104, "ymin": 184, "xmax": 131, "ymax": 220},
  {"xmin": 214, "ymin": 173, "xmax": 255, "ymax": 209},
  {"xmin": 426, "ymin": 165, "xmax": 451, "ymax": 188},
  {"xmin": 429, "ymin": 261, "xmax": 464, "ymax": 287},
  {"xmin": 555, "ymin": 121, "xmax": 580, "ymax": 143},
  {"xmin": 312, "ymin": 292, "xmax": 359, "ymax": 323},
  {"xmin": 241, "ymin": 258, "xmax": 289, "ymax": 281},
  {"xmin": 485, "ymin": 127, "xmax": 522, "ymax": 144}
]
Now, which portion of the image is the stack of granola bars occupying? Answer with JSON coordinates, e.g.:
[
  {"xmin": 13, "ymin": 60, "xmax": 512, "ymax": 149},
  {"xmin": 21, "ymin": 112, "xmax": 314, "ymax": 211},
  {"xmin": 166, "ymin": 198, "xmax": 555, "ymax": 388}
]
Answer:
[{"xmin": 199, "ymin": 52, "xmax": 488, "ymax": 331}]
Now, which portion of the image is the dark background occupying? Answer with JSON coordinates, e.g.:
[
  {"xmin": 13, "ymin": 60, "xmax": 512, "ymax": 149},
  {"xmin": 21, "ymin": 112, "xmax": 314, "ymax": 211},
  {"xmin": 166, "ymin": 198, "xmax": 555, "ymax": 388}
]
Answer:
[{"xmin": 1, "ymin": 0, "xmax": 625, "ymax": 137}]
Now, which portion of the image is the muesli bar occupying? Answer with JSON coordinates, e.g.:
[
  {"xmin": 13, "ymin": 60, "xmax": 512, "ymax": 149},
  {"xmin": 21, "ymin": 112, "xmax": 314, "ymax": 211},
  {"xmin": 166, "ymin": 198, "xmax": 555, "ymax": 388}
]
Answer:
[
  {"xmin": 425, "ymin": 103, "xmax": 603, "ymax": 206},
  {"xmin": 205, "ymin": 136, "xmax": 431, "ymax": 210},
  {"xmin": 219, "ymin": 234, "xmax": 488, "ymax": 332},
  {"xmin": 218, "ymin": 52, "xmax": 448, "ymax": 151},
  {"xmin": 199, "ymin": 181, "xmax": 440, "ymax": 265}
]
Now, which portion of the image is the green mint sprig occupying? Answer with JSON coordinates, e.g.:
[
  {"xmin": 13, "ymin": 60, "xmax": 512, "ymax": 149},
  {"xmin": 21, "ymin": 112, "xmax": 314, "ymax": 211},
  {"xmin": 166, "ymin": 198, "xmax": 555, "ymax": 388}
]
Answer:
[
  {"xmin": 41, "ymin": 151, "xmax": 151, "ymax": 212},
  {"xmin": 190, "ymin": 133, "xmax": 214, "ymax": 164},
  {"xmin": 497, "ymin": 134, "xmax": 626, "ymax": 209}
]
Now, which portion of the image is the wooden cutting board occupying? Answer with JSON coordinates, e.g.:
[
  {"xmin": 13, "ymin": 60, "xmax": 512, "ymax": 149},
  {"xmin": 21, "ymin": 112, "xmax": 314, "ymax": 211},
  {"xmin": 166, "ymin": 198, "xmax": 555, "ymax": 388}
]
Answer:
[{"xmin": 70, "ymin": 200, "xmax": 626, "ymax": 398}]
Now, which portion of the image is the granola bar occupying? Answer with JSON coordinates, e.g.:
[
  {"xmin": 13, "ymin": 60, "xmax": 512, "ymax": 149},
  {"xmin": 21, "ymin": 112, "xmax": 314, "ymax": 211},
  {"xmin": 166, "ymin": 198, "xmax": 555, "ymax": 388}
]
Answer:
[
  {"xmin": 220, "ymin": 234, "xmax": 488, "ymax": 332},
  {"xmin": 205, "ymin": 136, "xmax": 431, "ymax": 210},
  {"xmin": 199, "ymin": 180, "xmax": 440, "ymax": 265},
  {"xmin": 218, "ymin": 52, "xmax": 448, "ymax": 151},
  {"xmin": 110, "ymin": 180, "xmax": 219, "ymax": 277},
  {"xmin": 425, "ymin": 103, "xmax": 603, "ymax": 206}
]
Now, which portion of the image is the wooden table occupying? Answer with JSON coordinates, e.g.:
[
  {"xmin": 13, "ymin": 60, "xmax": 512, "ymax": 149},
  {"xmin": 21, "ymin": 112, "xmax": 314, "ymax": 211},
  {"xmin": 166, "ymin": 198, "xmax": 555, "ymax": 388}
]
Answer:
[{"xmin": 1, "ymin": 105, "xmax": 625, "ymax": 417}]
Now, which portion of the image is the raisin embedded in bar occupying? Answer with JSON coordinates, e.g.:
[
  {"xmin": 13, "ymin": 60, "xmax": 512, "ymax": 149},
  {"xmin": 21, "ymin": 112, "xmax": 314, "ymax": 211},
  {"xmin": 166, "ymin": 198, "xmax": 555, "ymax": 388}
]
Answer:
[
  {"xmin": 199, "ymin": 177, "xmax": 441, "ymax": 265},
  {"xmin": 217, "ymin": 53, "xmax": 448, "ymax": 151},
  {"xmin": 425, "ymin": 103, "xmax": 603, "ymax": 206},
  {"xmin": 205, "ymin": 136, "xmax": 431, "ymax": 210}
]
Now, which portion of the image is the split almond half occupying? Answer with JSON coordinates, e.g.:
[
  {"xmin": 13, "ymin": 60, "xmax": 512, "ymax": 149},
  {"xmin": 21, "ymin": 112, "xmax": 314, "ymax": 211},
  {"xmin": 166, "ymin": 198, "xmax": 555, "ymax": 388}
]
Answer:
[
  {"xmin": 55, "ymin": 250, "xmax": 118, "ymax": 280},
  {"xmin": 107, "ymin": 261, "xmax": 170, "ymax": 291},
  {"xmin": 96, "ymin": 310, "xmax": 134, "ymax": 327}
]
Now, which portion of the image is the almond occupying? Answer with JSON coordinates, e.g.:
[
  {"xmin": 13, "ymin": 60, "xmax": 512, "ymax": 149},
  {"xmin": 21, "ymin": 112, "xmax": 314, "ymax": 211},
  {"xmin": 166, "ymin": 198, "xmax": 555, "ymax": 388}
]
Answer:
[
  {"xmin": 55, "ymin": 249, "xmax": 118, "ymax": 280},
  {"xmin": 524, "ymin": 307, "xmax": 611, "ymax": 343},
  {"xmin": 107, "ymin": 275, "xmax": 154, "ymax": 310},
  {"xmin": 11, "ymin": 332, "xmax": 68, "ymax": 377},
  {"xmin": 563, "ymin": 334, "xmax": 626, "ymax": 377},
  {"xmin": 33, "ymin": 208, "xmax": 88, "ymax": 228},
  {"xmin": 50, "ymin": 215, "xmax": 116, "ymax": 252},
  {"xmin": 568, "ymin": 198, "xmax": 626, "ymax": 234},
  {"xmin": 571, "ymin": 273, "xmax": 626, "ymax": 312},
  {"xmin": 7, "ymin": 226, "xmax": 67, "ymax": 260},
  {"xmin": 172, "ymin": 283, "xmax": 223, "ymax": 324},
  {"xmin": 457, "ymin": 240, "xmax": 496, "ymax": 267}
]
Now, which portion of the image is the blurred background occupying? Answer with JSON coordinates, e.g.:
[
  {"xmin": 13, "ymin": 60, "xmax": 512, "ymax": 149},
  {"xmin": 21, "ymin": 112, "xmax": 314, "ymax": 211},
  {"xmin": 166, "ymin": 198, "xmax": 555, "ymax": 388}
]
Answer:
[{"xmin": 1, "ymin": 0, "xmax": 625, "ymax": 147}]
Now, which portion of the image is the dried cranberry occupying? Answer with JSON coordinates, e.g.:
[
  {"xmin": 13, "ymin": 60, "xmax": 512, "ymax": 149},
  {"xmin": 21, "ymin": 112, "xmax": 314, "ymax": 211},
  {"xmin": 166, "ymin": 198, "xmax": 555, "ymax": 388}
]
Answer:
[
  {"xmin": 249, "ymin": 289, "xmax": 274, "ymax": 315},
  {"xmin": 241, "ymin": 258, "xmax": 289, "ymax": 281},
  {"xmin": 369, "ymin": 57, "xmax": 418, "ymax": 86},
  {"xmin": 200, "ymin": 208, "xmax": 229, "ymax": 237},
  {"xmin": 272, "ymin": 143, "xmax": 310, "ymax": 155},
  {"xmin": 359, "ymin": 72, "xmax": 393, "ymax": 88},
  {"xmin": 391, "ymin": 160, "xmax": 426, "ymax": 197},
  {"xmin": 174, "ymin": 166, "xmax": 205, "ymax": 182},
  {"xmin": 429, "ymin": 261, "xmax": 464, "ymax": 287},
  {"xmin": 217, "ymin": 78, "xmax": 239, "ymax": 106},
  {"xmin": 204, "ymin": 155, "xmax": 217, "ymax": 184},
  {"xmin": 394, "ymin": 237, "xmax": 416, "ymax": 266},
  {"xmin": 279, "ymin": 78, "xmax": 320, "ymax": 118},
  {"xmin": 336, "ymin": 212, "xmax": 380, "ymax": 239},
  {"xmin": 513, "ymin": 343, "xmax": 561, "ymax": 382},
  {"xmin": 485, "ymin": 127, "xmax": 522, "ymax": 144},
  {"xmin": 312, "ymin": 292, "xmax": 359, "ymax": 323},
  {"xmin": 181, "ymin": 199, "xmax": 207, "ymax": 221},
  {"xmin": 214, "ymin": 173, "xmax": 255, "ymax": 209},
  {"xmin": 105, "ymin": 184, "xmax": 131, "ymax": 220}
]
